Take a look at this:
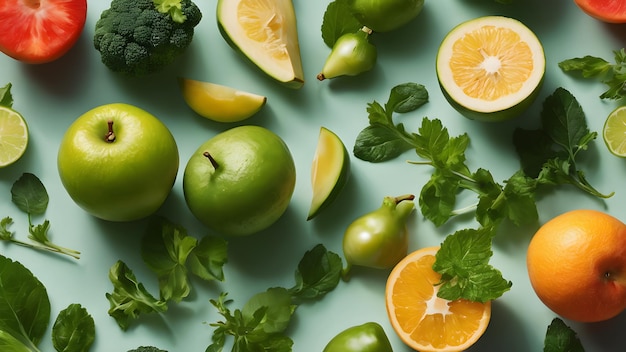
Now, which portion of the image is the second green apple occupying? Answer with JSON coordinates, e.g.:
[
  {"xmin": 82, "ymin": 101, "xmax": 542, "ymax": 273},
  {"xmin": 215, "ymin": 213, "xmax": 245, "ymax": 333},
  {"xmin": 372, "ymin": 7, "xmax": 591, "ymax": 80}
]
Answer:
[{"xmin": 183, "ymin": 125, "xmax": 296, "ymax": 236}]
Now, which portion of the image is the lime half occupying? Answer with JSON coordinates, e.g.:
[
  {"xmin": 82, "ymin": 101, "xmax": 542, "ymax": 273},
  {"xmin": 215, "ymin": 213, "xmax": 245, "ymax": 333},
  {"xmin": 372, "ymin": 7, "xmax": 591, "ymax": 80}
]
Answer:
[
  {"xmin": 603, "ymin": 105, "xmax": 626, "ymax": 157},
  {"xmin": 0, "ymin": 106, "xmax": 28, "ymax": 167}
]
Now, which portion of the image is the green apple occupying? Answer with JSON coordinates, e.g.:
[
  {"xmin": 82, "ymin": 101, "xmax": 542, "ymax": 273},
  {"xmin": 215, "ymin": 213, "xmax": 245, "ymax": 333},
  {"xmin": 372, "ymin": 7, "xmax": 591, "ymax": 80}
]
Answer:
[
  {"xmin": 57, "ymin": 103, "xmax": 179, "ymax": 222},
  {"xmin": 183, "ymin": 125, "xmax": 296, "ymax": 236}
]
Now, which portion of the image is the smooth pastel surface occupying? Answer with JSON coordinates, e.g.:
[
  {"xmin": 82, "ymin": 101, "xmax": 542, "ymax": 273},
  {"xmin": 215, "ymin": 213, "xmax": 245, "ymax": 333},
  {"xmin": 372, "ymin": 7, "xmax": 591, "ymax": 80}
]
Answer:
[{"xmin": 0, "ymin": 0, "xmax": 624, "ymax": 351}]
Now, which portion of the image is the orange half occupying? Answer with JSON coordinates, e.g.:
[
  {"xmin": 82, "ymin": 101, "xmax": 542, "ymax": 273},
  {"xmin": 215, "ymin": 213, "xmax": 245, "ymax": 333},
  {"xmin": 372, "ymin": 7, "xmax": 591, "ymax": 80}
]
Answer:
[{"xmin": 385, "ymin": 246, "xmax": 491, "ymax": 351}]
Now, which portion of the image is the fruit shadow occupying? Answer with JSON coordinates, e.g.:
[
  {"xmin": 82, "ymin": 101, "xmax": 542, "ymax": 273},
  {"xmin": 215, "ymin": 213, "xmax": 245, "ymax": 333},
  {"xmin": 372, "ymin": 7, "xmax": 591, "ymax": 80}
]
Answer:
[
  {"xmin": 467, "ymin": 300, "xmax": 536, "ymax": 351},
  {"xmin": 573, "ymin": 310, "xmax": 626, "ymax": 351},
  {"xmin": 20, "ymin": 27, "xmax": 94, "ymax": 98}
]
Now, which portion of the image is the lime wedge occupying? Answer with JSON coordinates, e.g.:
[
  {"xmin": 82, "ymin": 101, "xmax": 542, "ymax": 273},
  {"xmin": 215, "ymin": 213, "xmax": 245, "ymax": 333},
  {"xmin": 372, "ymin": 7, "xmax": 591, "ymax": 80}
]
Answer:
[
  {"xmin": 0, "ymin": 106, "xmax": 28, "ymax": 167},
  {"xmin": 307, "ymin": 127, "xmax": 350, "ymax": 220},
  {"xmin": 603, "ymin": 105, "xmax": 626, "ymax": 157},
  {"xmin": 179, "ymin": 78, "xmax": 267, "ymax": 123}
]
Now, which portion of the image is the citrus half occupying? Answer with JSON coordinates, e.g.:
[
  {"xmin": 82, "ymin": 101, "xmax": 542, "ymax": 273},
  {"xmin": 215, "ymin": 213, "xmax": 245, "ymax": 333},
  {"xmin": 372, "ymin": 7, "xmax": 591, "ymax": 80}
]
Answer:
[
  {"xmin": 436, "ymin": 16, "xmax": 545, "ymax": 122},
  {"xmin": 307, "ymin": 127, "xmax": 350, "ymax": 220},
  {"xmin": 603, "ymin": 105, "xmax": 626, "ymax": 157},
  {"xmin": 178, "ymin": 78, "xmax": 267, "ymax": 123},
  {"xmin": 217, "ymin": 0, "xmax": 305, "ymax": 88},
  {"xmin": 0, "ymin": 106, "xmax": 28, "ymax": 167},
  {"xmin": 386, "ymin": 246, "xmax": 491, "ymax": 351}
]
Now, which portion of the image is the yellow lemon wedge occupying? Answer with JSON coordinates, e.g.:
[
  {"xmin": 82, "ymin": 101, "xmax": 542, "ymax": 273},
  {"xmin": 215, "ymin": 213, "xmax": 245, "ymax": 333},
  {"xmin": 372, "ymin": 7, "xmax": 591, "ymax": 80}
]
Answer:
[
  {"xmin": 603, "ymin": 105, "xmax": 626, "ymax": 157},
  {"xmin": 178, "ymin": 78, "xmax": 267, "ymax": 123},
  {"xmin": 0, "ymin": 106, "xmax": 28, "ymax": 167},
  {"xmin": 307, "ymin": 127, "xmax": 350, "ymax": 220},
  {"xmin": 436, "ymin": 16, "xmax": 545, "ymax": 122},
  {"xmin": 217, "ymin": 0, "xmax": 305, "ymax": 89}
]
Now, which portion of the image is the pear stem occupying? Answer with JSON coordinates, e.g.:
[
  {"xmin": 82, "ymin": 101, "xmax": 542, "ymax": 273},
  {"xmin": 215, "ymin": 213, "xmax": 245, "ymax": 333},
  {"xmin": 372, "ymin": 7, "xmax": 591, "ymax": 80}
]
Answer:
[
  {"xmin": 394, "ymin": 194, "xmax": 415, "ymax": 204},
  {"xmin": 104, "ymin": 120, "xmax": 116, "ymax": 143},
  {"xmin": 202, "ymin": 151, "xmax": 219, "ymax": 169}
]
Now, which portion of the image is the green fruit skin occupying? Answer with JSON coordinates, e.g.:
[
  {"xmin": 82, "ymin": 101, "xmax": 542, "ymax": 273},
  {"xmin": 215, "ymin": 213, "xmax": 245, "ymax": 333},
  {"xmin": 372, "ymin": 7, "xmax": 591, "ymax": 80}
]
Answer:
[
  {"xmin": 343, "ymin": 195, "xmax": 414, "ymax": 270},
  {"xmin": 323, "ymin": 322, "xmax": 393, "ymax": 352},
  {"xmin": 320, "ymin": 31, "xmax": 377, "ymax": 80},
  {"xmin": 183, "ymin": 126, "xmax": 296, "ymax": 236},
  {"xmin": 438, "ymin": 75, "xmax": 545, "ymax": 122},
  {"xmin": 349, "ymin": 0, "xmax": 424, "ymax": 33},
  {"xmin": 57, "ymin": 103, "xmax": 179, "ymax": 222}
]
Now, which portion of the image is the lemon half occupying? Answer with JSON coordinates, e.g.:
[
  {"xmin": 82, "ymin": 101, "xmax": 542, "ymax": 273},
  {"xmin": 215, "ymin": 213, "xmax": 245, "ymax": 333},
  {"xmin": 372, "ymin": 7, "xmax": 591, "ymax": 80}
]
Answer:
[
  {"xmin": 436, "ymin": 16, "xmax": 545, "ymax": 122},
  {"xmin": 179, "ymin": 78, "xmax": 267, "ymax": 123},
  {"xmin": 0, "ymin": 106, "xmax": 28, "ymax": 167}
]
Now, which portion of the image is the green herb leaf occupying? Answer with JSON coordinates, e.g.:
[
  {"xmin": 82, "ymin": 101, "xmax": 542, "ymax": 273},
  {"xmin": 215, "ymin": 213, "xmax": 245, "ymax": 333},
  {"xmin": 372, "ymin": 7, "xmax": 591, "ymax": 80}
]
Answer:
[
  {"xmin": 387, "ymin": 83, "xmax": 429, "ymax": 113},
  {"xmin": 0, "ymin": 254, "xmax": 51, "ymax": 350},
  {"xmin": 321, "ymin": 0, "xmax": 361, "ymax": 48},
  {"xmin": 243, "ymin": 288, "xmax": 296, "ymax": 335},
  {"xmin": 0, "ymin": 82, "xmax": 13, "ymax": 108},
  {"xmin": 0, "ymin": 217, "xmax": 14, "ymax": 240},
  {"xmin": 141, "ymin": 217, "xmax": 197, "ymax": 302},
  {"xmin": 11, "ymin": 173, "xmax": 49, "ymax": 215},
  {"xmin": 289, "ymin": 244, "xmax": 342, "ymax": 302},
  {"xmin": 52, "ymin": 303, "xmax": 95, "ymax": 352},
  {"xmin": 559, "ymin": 48, "xmax": 626, "ymax": 99},
  {"xmin": 544, "ymin": 317, "xmax": 585, "ymax": 352},
  {"xmin": 153, "ymin": 0, "xmax": 186, "ymax": 23},
  {"xmin": 187, "ymin": 235, "xmax": 228, "ymax": 282},
  {"xmin": 105, "ymin": 261, "xmax": 167, "ymax": 331},
  {"xmin": 433, "ymin": 227, "xmax": 512, "ymax": 302}
]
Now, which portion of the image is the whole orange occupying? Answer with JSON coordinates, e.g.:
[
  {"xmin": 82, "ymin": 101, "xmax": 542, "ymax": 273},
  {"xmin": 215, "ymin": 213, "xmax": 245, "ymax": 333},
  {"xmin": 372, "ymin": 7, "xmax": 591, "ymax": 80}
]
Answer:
[{"xmin": 526, "ymin": 209, "xmax": 626, "ymax": 322}]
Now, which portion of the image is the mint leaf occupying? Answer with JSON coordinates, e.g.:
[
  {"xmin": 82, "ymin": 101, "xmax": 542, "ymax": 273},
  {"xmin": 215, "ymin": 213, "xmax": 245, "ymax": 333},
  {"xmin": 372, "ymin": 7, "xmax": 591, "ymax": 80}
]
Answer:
[
  {"xmin": 559, "ymin": 48, "xmax": 626, "ymax": 99},
  {"xmin": 188, "ymin": 235, "xmax": 228, "ymax": 282},
  {"xmin": 52, "ymin": 304, "xmax": 95, "ymax": 352},
  {"xmin": 544, "ymin": 318, "xmax": 585, "ymax": 352},
  {"xmin": 433, "ymin": 227, "xmax": 512, "ymax": 302},
  {"xmin": 387, "ymin": 82, "xmax": 429, "ymax": 113},
  {"xmin": 11, "ymin": 173, "xmax": 48, "ymax": 215},
  {"xmin": 320, "ymin": 0, "xmax": 361, "ymax": 48},
  {"xmin": 353, "ymin": 124, "xmax": 416, "ymax": 162},
  {"xmin": 0, "ymin": 83, "xmax": 13, "ymax": 108}
]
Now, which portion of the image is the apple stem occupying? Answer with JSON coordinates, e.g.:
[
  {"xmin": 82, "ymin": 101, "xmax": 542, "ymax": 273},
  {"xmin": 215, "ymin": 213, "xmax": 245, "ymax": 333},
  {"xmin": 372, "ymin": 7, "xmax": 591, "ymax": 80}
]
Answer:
[
  {"xmin": 105, "ymin": 120, "xmax": 116, "ymax": 143},
  {"xmin": 203, "ymin": 151, "xmax": 219, "ymax": 169}
]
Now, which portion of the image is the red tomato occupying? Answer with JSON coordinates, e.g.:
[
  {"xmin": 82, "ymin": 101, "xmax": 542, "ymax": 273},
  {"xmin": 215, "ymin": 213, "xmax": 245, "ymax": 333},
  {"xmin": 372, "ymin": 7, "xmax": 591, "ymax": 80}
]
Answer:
[
  {"xmin": 0, "ymin": 0, "xmax": 87, "ymax": 64},
  {"xmin": 574, "ymin": 0, "xmax": 626, "ymax": 23}
]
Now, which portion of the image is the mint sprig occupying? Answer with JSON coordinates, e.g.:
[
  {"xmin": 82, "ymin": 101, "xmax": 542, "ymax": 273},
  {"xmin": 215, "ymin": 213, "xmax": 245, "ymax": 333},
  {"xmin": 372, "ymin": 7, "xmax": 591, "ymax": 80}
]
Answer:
[
  {"xmin": 544, "ymin": 318, "xmax": 585, "ymax": 352},
  {"xmin": 559, "ymin": 48, "xmax": 626, "ymax": 99}
]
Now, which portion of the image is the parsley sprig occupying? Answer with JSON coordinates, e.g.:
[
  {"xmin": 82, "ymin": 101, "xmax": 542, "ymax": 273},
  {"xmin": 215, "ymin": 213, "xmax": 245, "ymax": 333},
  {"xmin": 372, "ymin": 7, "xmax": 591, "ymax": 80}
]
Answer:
[
  {"xmin": 353, "ymin": 84, "xmax": 612, "ymax": 302},
  {"xmin": 1, "ymin": 173, "xmax": 81, "ymax": 259},
  {"xmin": 559, "ymin": 48, "xmax": 626, "ymax": 99},
  {"xmin": 207, "ymin": 244, "xmax": 343, "ymax": 352}
]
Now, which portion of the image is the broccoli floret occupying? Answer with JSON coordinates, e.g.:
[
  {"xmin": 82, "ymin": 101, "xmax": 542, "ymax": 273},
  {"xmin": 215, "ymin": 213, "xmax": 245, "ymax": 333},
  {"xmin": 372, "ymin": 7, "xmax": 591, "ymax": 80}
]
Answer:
[
  {"xmin": 127, "ymin": 347, "xmax": 168, "ymax": 352},
  {"xmin": 94, "ymin": 0, "xmax": 202, "ymax": 76}
]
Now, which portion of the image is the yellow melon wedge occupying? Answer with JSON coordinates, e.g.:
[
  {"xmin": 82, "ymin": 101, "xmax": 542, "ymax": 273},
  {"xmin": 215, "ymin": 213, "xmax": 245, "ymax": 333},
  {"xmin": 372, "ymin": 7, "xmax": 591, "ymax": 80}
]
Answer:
[
  {"xmin": 178, "ymin": 78, "xmax": 267, "ymax": 123},
  {"xmin": 307, "ymin": 127, "xmax": 350, "ymax": 220},
  {"xmin": 217, "ymin": 0, "xmax": 305, "ymax": 89}
]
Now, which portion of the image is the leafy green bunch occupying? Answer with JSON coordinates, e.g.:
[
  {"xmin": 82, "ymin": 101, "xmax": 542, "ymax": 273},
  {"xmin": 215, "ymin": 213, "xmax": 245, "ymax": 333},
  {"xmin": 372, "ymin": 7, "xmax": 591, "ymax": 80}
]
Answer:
[{"xmin": 353, "ymin": 83, "xmax": 611, "ymax": 302}]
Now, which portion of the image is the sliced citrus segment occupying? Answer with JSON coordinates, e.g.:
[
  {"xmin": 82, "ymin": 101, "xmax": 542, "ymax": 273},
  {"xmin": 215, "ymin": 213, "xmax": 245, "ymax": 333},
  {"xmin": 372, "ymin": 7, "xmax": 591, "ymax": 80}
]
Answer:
[
  {"xmin": 0, "ymin": 106, "xmax": 28, "ymax": 167},
  {"xmin": 217, "ymin": 0, "xmax": 304, "ymax": 88},
  {"xmin": 178, "ymin": 78, "xmax": 267, "ymax": 123},
  {"xmin": 307, "ymin": 127, "xmax": 350, "ymax": 220},
  {"xmin": 436, "ymin": 16, "xmax": 545, "ymax": 122},
  {"xmin": 603, "ymin": 105, "xmax": 626, "ymax": 157},
  {"xmin": 386, "ymin": 246, "xmax": 491, "ymax": 351}
]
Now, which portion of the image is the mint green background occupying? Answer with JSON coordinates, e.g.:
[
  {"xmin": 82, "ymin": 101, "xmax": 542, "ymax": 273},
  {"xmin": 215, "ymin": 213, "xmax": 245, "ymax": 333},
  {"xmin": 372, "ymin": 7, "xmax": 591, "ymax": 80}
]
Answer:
[{"xmin": 0, "ymin": 0, "xmax": 624, "ymax": 351}]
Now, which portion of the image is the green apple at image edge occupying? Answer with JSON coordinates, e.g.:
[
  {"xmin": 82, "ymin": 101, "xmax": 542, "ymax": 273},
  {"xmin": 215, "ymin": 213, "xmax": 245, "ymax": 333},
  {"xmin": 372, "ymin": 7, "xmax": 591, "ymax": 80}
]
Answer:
[
  {"xmin": 183, "ymin": 125, "xmax": 296, "ymax": 237},
  {"xmin": 57, "ymin": 103, "xmax": 179, "ymax": 222}
]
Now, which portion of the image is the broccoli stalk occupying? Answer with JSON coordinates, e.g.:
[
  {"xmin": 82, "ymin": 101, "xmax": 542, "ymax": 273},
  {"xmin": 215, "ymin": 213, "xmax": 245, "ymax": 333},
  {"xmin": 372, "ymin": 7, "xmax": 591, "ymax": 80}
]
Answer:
[{"xmin": 94, "ymin": 0, "xmax": 202, "ymax": 76}]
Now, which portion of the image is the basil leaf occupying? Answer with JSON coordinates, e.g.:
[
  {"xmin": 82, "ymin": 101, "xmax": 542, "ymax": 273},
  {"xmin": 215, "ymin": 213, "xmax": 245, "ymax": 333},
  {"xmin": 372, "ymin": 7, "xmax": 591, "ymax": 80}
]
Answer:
[
  {"xmin": 353, "ymin": 125, "xmax": 415, "ymax": 162},
  {"xmin": 188, "ymin": 236, "xmax": 228, "ymax": 282},
  {"xmin": 320, "ymin": 0, "xmax": 361, "ymax": 48},
  {"xmin": 0, "ymin": 255, "xmax": 51, "ymax": 349},
  {"xmin": 52, "ymin": 304, "xmax": 95, "ymax": 352},
  {"xmin": 11, "ymin": 173, "xmax": 49, "ymax": 216},
  {"xmin": 289, "ymin": 244, "xmax": 342, "ymax": 301},
  {"xmin": 540, "ymin": 87, "xmax": 591, "ymax": 156},
  {"xmin": 0, "ymin": 83, "xmax": 13, "ymax": 108},
  {"xmin": 387, "ymin": 83, "xmax": 429, "ymax": 113}
]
